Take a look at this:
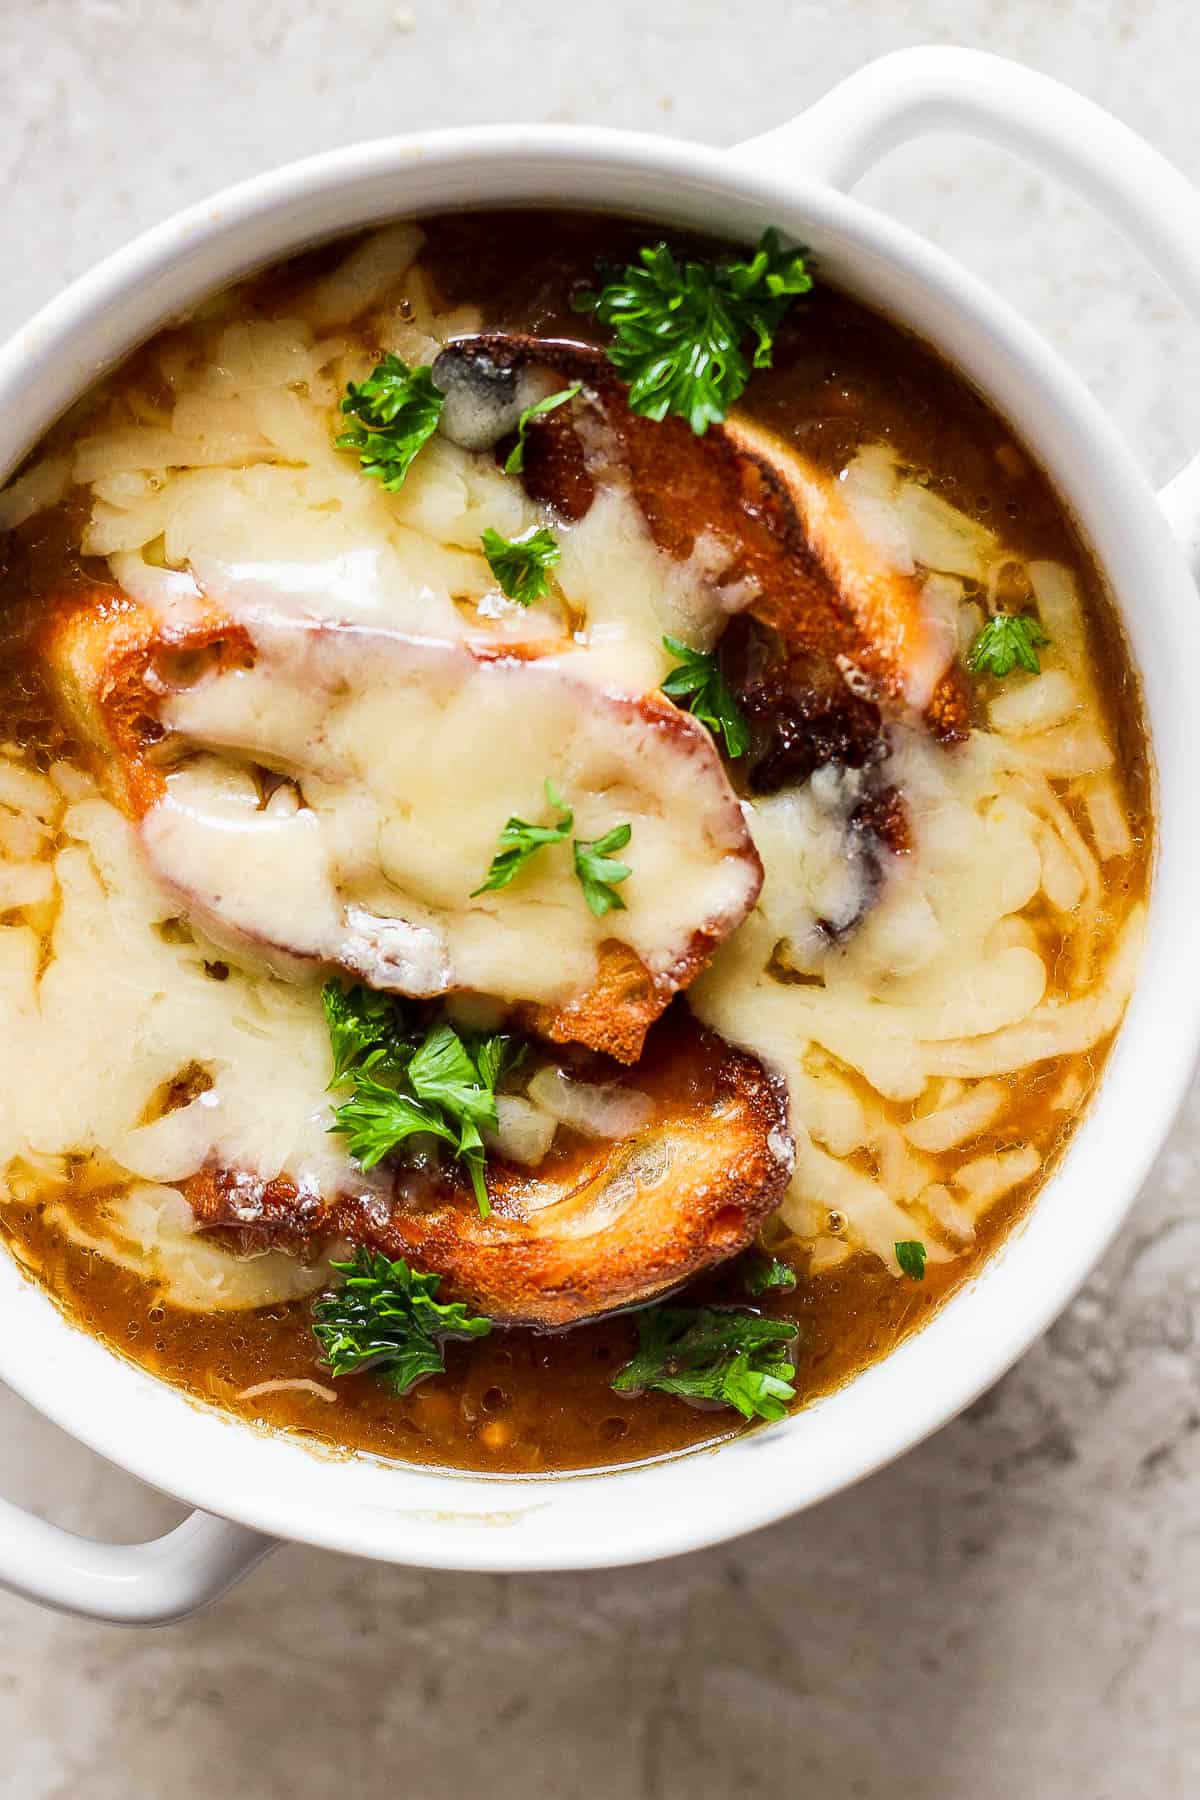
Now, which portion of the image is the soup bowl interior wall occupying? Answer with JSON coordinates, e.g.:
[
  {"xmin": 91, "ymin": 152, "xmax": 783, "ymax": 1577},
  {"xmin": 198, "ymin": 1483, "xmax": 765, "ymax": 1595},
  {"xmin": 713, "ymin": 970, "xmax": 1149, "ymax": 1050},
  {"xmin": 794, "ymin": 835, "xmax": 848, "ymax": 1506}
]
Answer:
[{"xmin": 2, "ymin": 48, "xmax": 1200, "ymax": 1611}]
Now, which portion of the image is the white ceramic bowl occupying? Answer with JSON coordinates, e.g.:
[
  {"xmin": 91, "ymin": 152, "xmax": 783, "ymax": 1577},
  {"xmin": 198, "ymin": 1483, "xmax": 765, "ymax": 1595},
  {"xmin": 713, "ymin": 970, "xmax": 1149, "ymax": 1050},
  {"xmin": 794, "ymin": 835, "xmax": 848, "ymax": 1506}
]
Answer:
[{"xmin": 3, "ymin": 46, "xmax": 1200, "ymax": 1623}]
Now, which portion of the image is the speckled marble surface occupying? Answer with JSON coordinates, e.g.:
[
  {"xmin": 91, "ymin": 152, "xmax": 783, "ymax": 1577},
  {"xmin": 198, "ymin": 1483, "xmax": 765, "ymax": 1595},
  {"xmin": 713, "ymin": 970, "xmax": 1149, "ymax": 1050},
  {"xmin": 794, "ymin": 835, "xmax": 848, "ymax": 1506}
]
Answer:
[{"xmin": 1, "ymin": 2, "xmax": 1199, "ymax": 1794}]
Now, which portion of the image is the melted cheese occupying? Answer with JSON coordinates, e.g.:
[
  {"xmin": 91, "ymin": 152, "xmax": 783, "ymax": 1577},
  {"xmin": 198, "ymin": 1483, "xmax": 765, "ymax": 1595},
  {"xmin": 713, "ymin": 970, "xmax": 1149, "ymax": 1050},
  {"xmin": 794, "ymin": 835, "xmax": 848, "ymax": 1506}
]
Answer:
[
  {"xmin": 0, "ymin": 758, "xmax": 372, "ymax": 1303},
  {"xmin": 77, "ymin": 301, "xmax": 736, "ymax": 689},
  {"xmin": 145, "ymin": 620, "xmax": 759, "ymax": 1007},
  {"xmin": 691, "ymin": 711, "xmax": 1144, "ymax": 1271}
]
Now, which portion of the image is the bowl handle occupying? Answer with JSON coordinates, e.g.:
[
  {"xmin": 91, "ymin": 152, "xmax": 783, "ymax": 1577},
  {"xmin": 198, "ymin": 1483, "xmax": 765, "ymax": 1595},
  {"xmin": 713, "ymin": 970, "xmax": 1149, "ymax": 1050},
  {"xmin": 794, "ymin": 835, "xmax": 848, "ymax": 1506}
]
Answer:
[
  {"xmin": 732, "ymin": 45, "xmax": 1200, "ymax": 576},
  {"xmin": 0, "ymin": 1494, "xmax": 274, "ymax": 1624}
]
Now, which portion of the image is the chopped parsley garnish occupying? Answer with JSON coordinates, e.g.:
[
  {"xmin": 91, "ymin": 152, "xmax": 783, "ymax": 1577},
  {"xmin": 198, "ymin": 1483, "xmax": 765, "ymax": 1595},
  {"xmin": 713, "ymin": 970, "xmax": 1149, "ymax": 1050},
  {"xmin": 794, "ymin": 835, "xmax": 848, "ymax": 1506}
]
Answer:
[
  {"xmin": 335, "ymin": 354, "xmax": 443, "ymax": 489},
  {"xmin": 471, "ymin": 778, "xmax": 573, "ymax": 895},
  {"xmin": 573, "ymin": 822, "xmax": 633, "ymax": 918},
  {"xmin": 895, "ymin": 1239, "xmax": 928, "ymax": 1281},
  {"xmin": 312, "ymin": 1247, "xmax": 491, "ymax": 1396},
  {"xmin": 575, "ymin": 229, "xmax": 812, "ymax": 435},
  {"xmin": 472, "ymin": 787, "xmax": 634, "ymax": 918},
  {"xmin": 323, "ymin": 982, "xmax": 518, "ymax": 1217},
  {"xmin": 329, "ymin": 1071, "xmax": 458, "ymax": 1170},
  {"xmin": 742, "ymin": 1253, "xmax": 798, "ymax": 1296},
  {"xmin": 612, "ymin": 1305, "xmax": 799, "ymax": 1422},
  {"xmin": 966, "ymin": 611, "xmax": 1050, "ymax": 678},
  {"xmin": 322, "ymin": 981, "xmax": 412, "ymax": 1085},
  {"xmin": 480, "ymin": 524, "xmax": 562, "ymax": 606},
  {"xmin": 503, "ymin": 384, "xmax": 581, "ymax": 475},
  {"xmin": 661, "ymin": 634, "xmax": 751, "ymax": 758}
]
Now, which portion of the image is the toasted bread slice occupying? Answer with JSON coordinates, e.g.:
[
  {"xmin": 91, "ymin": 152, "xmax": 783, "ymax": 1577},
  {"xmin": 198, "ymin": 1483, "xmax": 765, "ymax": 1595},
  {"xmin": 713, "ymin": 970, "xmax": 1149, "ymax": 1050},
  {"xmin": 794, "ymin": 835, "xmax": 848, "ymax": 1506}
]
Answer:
[
  {"xmin": 721, "ymin": 414, "xmax": 967, "ymax": 737},
  {"xmin": 436, "ymin": 334, "xmax": 970, "ymax": 741},
  {"xmin": 41, "ymin": 589, "xmax": 761, "ymax": 1058},
  {"xmin": 185, "ymin": 1009, "xmax": 793, "ymax": 1328}
]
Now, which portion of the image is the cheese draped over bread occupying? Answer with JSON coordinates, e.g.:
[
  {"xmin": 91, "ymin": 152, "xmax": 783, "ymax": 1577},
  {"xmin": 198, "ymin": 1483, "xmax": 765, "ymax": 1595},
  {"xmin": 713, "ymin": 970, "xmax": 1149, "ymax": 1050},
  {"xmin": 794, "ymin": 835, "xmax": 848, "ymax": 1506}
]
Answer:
[{"xmin": 47, "ymin": 599, "xmax": 761, "ymax": 1036}]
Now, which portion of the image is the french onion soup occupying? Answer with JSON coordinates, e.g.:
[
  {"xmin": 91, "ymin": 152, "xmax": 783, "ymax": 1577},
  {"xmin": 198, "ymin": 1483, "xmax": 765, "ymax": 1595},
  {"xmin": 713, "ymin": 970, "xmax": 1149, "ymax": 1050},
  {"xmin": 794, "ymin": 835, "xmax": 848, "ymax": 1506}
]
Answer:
[{"xmin": 0, "ymin": 213, "xmax": 1149, "ymax": 1473}]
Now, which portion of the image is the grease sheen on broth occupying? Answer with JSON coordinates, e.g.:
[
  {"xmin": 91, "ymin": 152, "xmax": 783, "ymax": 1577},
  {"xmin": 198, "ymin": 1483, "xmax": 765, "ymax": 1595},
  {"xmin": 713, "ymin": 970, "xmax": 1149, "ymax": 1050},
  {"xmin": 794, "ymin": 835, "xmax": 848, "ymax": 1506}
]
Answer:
[{"xmin": 0, "ymin": 211, "xmax": 1149, "ymax": 1474}]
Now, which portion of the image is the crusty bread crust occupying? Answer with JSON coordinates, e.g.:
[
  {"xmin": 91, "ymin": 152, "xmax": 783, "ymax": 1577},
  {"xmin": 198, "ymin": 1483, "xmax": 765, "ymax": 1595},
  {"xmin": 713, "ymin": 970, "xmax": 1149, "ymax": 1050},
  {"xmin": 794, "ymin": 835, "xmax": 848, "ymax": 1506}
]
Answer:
[
  {"xmin": 452, "ymin": 333, "xmax": 971, "ymax": 742},
  {"xmin": 39, "ymin": 587, "xmax": 256, "ymax": 815},
  {"xmin": 185, "ymin": 1008, "xmax": 793, "ymax": 1328}
]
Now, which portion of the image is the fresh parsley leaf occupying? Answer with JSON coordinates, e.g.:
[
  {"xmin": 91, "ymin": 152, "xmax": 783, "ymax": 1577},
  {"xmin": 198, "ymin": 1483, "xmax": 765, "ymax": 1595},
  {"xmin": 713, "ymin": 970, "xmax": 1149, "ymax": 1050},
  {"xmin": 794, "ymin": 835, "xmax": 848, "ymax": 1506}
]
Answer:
[
  {"xmin": 335, "ymin": 354, "xmax": 443, "ymax": 490},
  {"xmin": 612, "ymin": 1305, "xmax": 799, "ymax": 1422},
  {"xmin": 573, "ymin": 822, "xmax": 633, "ymax": 918},
  {"xmin": 742, "ymin": 1253, "xmax": 798, "ymax": 1296},
  {"xmin": 408, "ymin": 1023, "xmax": 498, "ymax": 1132},
  {"xmin": 503, "ymin": 384, "xmax": 581, "ymax": 475},
  {"xmin": 322, "ymin": 982, "xmax": 413, "ymax": 1085},
  {"xmin": 578, "ymin": 229, "xmax": 812, "ymax": 434},
  {"xmin": 661, "ymin": 634, "xmax": 751, "ymax": 758},
  {"xmin": 895, "ymin": 1239, "xmax": 927, "ymax": 1281},
  {"xmin": 453, "ymin": 1120, "xmax": 489, "ymax": 1218},
  {"xmin": 480, "ymin": 524, "xmax": 562, "ymax": 607},
  {"xmin": 312, "ymin": 1246, "xmax": 491, "ymax": 1396},
  {"xmin": 471, "ymin": 778, "xmax": 574, "ymax": 895},
  {"xmin": 722, "ymin": 1353, "xmax": 798, "ymax": 1422},
  {"xmin": 322, "ymin": 982, "xmax": 519, "ymax": 1218},
  {"xmin": 330, "ymin": 1072, "xmax": 456, "ymax": 1171},
  {"xmin": 966, "ymin": 612, "xmax": 1050, "ymax": 678},
  {"xmin": 407, "ymin": 1022, "xmax": 501, "ymax": 1215},
  {"xmin": 474, "ymin": 1032, "xmax": 523, "ymax": 1091},
  {"xmin": 474, "ymin": 790, "xmax": 634, "ymax": 920}
]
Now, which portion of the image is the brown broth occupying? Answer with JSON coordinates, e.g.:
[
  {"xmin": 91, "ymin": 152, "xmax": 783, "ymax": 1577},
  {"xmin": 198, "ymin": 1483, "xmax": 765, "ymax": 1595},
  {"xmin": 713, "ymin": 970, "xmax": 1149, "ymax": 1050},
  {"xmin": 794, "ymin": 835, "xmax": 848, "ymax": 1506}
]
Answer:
[
  {"xmin": 0, "ymin": 211, "xmax": 1151, "ymax": 1475},
  {"xmin": 1, "ymin": 1162, "xmax": 1038, "ymax": 1475}
]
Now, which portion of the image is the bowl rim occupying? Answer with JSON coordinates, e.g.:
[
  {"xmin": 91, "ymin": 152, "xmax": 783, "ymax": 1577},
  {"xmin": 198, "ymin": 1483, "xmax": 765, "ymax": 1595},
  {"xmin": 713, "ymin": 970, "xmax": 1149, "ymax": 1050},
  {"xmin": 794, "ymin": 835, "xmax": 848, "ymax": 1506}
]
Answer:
[{"xmin": 1, "ymin": 121, "xmax": 1198, "ymax": 1572}]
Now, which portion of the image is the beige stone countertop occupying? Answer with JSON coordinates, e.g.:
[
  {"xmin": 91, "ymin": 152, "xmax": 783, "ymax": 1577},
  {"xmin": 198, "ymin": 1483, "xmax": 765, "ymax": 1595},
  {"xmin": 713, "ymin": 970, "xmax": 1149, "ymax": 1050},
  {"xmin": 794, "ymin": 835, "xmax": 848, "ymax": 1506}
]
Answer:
[{"xmin": 1, "ymin": 2, "xmax": 1198, "ymax": 1794}]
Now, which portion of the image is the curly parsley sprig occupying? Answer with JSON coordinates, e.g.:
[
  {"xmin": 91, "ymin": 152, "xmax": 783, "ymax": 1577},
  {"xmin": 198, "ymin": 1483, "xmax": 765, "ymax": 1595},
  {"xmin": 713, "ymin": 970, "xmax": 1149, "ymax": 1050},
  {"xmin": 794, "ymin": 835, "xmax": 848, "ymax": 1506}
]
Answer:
[
  {"xmin": 481, "ymin": 524, "xmax": 562, "ymax": 606},
  {"xmin": 335, "ymin": 354, "xmax": 443, "ymax": 489},
  {"xmin": 312, "ymin": 1247, "xmax": 492, "ymax": 1396},
  {"xmin": 612, "ymin": 1305, "xmax": 799, "ymax": 1422},
  {"xmin": 322, "ymin": 980, "xmax": 425, "ymax": 1087},
  {"xmin": 323, "ymin": 983, "xmax": 518, "ymax": 1218},
  {"xmin": 576, "ymin": 229, "xmax": 812, "ymax": 434}
]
